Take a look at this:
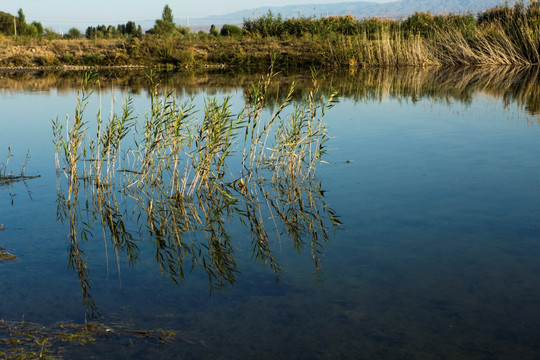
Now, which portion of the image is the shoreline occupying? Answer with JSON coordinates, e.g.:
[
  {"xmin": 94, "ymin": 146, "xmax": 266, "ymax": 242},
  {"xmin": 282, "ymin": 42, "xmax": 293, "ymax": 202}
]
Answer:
[
  {"xmin": 1, "ymin": 36, "xmax": 538, "ymax": 72},
  {"xmin": 1, "ymin": 4, "xmax": 539, "ymax": 70}
]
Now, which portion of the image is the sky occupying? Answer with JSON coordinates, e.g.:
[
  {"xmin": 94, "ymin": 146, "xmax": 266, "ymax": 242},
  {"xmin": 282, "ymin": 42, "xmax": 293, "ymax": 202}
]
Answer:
[{"xmin": 3, "ymin": 0, "xmax": 394, "ymax": 26}]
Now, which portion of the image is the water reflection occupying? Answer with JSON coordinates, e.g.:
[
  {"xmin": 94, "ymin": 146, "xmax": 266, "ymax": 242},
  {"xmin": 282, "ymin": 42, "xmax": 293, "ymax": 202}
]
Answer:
[
  {"xmin": 2, "ymin": 66, "xmax": 540, "ymax": 116},
  {"xmin": 54, "ymin": 74, "xmax": 339, "ymax": 316},
  {"xmin": 2, "ymin": 67, "xmax": 540, "ymax": 359},
  {"xmin": 0, "ymin": 149, "xmax": 40, "ymax": 205}
]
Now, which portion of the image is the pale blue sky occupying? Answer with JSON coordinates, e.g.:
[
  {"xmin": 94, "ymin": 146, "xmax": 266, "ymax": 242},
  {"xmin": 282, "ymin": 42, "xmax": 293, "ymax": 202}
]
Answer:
[{"xmin": 3, "ymin": 0, "xmax": 393, "ymax": 24}]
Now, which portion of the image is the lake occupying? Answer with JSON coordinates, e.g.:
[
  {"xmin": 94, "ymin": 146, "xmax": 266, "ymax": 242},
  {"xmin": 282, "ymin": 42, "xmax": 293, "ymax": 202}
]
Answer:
[{"xmin": 1, "ymin": 66, "xmax": 540, "ymax": 359}]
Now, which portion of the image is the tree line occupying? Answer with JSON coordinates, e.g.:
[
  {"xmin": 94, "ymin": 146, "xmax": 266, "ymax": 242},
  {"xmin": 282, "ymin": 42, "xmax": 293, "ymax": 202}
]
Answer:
[
  {"xmin": 242, "ymin": 1, "xmax": 540, "ymax": 39},
  {"xmin": 2, "ymin": 2, "xmax": 539, "ymax": 43},
  {"xmin": 0, "ymin": 9, "xmax": 44, "ymax": 37},
  {"xmin": 0, "ymin": 5, "xmax": 240, "ymax": 40}
]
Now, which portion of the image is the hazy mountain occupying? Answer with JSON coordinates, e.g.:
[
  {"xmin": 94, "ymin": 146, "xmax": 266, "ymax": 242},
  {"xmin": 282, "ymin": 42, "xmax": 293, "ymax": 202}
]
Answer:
[{"xmin": 184, "ymin": 0, "xmax": 513, "ymax": 26}]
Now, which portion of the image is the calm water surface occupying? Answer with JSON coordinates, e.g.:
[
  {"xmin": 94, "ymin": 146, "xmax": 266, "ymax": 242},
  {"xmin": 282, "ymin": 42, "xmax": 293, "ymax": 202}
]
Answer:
[{"xmin": 1, "ymin": 67, "xmax": 540, "ymax": 359}]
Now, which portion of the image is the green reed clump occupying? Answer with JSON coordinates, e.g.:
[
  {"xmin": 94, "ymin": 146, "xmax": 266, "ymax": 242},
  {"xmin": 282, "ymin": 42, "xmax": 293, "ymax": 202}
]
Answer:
[
  {"xmin": 53, "ymin": 70, "xmax": 340, "ymax": 314},
  {"xmin": 99, "ymin": 97, "xmax": 137, "ymax": 173},
  {"xmin": 269, "ymin": 76, "xmax": 335, "ymax": 179},
  {"xmin": 188, "ymin": 97, "xmax": 244, "ymax": 195},
  {"xmin": 52, "ymin": 72, "xmax": 93, "ymax": 187}
]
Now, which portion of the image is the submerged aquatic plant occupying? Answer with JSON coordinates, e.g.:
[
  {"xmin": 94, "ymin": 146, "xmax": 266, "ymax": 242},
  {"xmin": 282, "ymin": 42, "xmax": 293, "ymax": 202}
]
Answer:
[{"xmin": 0, "ymin": 318, "xmax": 189, "ymax": 360}]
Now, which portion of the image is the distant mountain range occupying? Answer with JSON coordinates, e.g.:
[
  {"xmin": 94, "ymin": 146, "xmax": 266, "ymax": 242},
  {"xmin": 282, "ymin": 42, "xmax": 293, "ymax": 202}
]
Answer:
[{"xmin": 179, "ymin": 0, "xmax": 514, "ymax": 26}]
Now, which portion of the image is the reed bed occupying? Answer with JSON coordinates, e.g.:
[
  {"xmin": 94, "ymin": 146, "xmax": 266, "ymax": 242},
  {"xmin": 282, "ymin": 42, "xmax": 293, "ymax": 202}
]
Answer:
[
  {"xmin": 242, "ymin": 2, "xmax": 540, "ymax": 67},
  {"xmin": 53, "ymin": 71, "xmax": 339, "ymax": 315},
  {"xmin": 2, "ymin": 3, "xmax": 540, "ymax": 69}
]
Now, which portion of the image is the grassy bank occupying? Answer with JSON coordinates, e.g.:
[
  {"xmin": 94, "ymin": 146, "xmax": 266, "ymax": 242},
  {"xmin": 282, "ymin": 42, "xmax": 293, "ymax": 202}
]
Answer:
[
  {"xmin": 1, "ymin": 2, "xmax": 539, "ymax": 69},
  {"xmin": 0, "ymin": 35, "xmax": 340, "ymax": 70}
]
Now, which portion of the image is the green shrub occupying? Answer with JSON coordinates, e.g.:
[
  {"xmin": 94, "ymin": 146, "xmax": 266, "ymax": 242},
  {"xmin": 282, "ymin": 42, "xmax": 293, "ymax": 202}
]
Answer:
[
  {"xmin": 220, "ymin": 24, "xmax": 243, "ymax": 38},
  {"xmin": 66, "ymin": 27, "xmax": 82, "ymax": 39}
]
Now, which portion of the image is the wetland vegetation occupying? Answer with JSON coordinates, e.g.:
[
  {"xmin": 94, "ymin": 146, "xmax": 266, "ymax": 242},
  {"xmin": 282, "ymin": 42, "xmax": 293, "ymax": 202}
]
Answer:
[
  {"xmin": 1, "ymin": 1, "xmax": 540, "ymax": 69},
  {"xmin": 2, "ymin": 47, "xmax": 540, "ymax": 357},
  {"xmin": 2, "ymin": 69, "xmax": 341, "ymax": 358},
  {"xmin": 0, "ymin": 319, "xmax": 180, "ymax": 360},
  {"xmin": 51, "ymin": 70, "xmax": 339, "ymax": 315}
]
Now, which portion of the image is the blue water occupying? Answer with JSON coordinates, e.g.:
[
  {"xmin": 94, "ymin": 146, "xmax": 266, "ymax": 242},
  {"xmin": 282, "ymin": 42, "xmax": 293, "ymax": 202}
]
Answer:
[{"xmin": 1, "ymin": 69, "xmax": 540, "ymax": 359}]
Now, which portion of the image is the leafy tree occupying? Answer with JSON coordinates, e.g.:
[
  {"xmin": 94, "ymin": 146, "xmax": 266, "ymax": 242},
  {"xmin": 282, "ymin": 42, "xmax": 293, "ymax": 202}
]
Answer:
[
  {"xmin": 24, "ymin": 24, "xmax": 39, "ymax": 37},
  {"xmin": 152, "ymin": 5, "xmax": 188, "ymax": 36},
  {"xmin": 0, "ymin": 11, "xmax": 15, "ymax": 35},
  {"xmin": 125, "ymin": 21, "xmax": 136, "ymax": 35},
  {"xmin": 86, "ymin": 21, "xmax": 142, "ymax": 39},
  {"xmin": 85, "ymin": 26, "xmax": 99, "ymax": 39},
  {"xmin": 31, "ymin": 21, "xmax": 44, "ymax": 36},
  {"xmin": 67, "ymin": 27, "xmax": 82, "ymax": 39},
  {"xmin": 220, "ymin": 24, "xmax": 243, "ymax": 38},
  {"xmin": 162, "ymin": 5, "xmax": 174, "ymax": 23},
  {"xmin": 43, "ymin": 27, "xmax": 61, "ymax": 39},
  {"xmin": 209, "ymin": 24, "xmax": 219, "ymax": 36},
  {"xmin": 0, "ymin": 8, "xmax": 43, "ymax": 37},
  {"xmin": 154, "ymin": 5, "xmax": 176, "ymax": 35},
  {"xmin": 17, "ymin": 8, "xmax": 27, "ymax": 35},
  {"xmin": 123, "ymin": 21, "xmax": 143, "ymax": 38},
  {"xmin": 106, "ymin": 25, "xmax": 119, "ymax": 38}
]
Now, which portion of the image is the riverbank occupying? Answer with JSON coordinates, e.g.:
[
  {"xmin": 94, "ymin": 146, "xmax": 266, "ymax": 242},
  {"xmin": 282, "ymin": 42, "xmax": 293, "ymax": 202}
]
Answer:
[
  {"xmin": 0, "ymin": 1, "xmax": 540, "ymax": 72},
  {"xmin": 1, "ymin": 2, "xmax": 539, "ymax": 70},
  {"xmin": 1, "ymin": 31, "xmax": 539, "ymax": 72},
  {"xmin": 0, "ymin": 36, "xmax": 315, "ymax": 70}
]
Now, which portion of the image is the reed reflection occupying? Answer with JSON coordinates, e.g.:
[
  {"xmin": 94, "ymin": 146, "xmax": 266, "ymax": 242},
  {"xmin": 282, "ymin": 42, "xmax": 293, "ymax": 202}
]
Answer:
[
  {"xmin": 54, "ymin": 73, "xmax": 340, "ymax": 316},
  {"xmin": 3, "ymin": 66, "xmax": 540, "ymax": 116}
]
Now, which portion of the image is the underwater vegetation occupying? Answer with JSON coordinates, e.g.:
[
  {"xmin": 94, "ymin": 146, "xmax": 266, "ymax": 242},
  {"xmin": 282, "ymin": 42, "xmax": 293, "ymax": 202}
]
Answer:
[{"xmin": 0, "ymin": 318, "xmax": 190, "ymax": 360}]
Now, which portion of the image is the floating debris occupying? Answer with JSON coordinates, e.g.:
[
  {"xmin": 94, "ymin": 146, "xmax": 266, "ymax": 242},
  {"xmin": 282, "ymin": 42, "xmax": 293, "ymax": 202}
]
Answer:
[
  {"xmin": 0, "ymin": 174, "xmax": 41, "ymax": 187},
  {"xmin": 0, "ymin": 148, "xmax": 40, "ymax": 187},
  {"xmin": 0, "ymin": 247, "xmax": 16, "ymax": 262}
]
